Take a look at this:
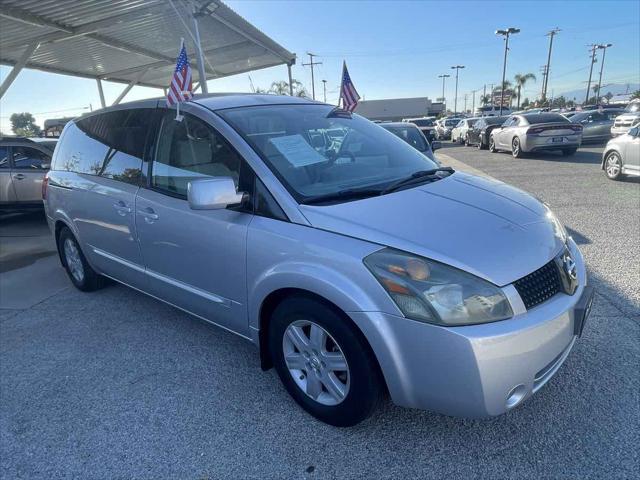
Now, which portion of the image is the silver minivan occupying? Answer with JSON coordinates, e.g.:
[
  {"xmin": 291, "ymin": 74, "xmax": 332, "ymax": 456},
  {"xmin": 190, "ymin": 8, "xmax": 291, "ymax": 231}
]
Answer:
[{"xmin": 44, "ymin": 95, "xmax": 593, "ymax": 426}]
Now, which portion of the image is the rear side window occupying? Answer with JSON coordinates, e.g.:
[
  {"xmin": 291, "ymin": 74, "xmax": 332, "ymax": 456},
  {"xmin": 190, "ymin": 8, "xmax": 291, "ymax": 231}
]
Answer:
[
  {"xmin": 152, "ymin": 112, "xmax": 242, "ymax": 197},
  {"xmin": 12, "ymin": 146, "xmax": 50, "ymax": 169},
  {"xmin": 0, "ymin": 146, "xmax": 9, "ymax": 169},
  {"xmin": 53, "ymin": 108, "xmax": 151, "ymax": 185}
]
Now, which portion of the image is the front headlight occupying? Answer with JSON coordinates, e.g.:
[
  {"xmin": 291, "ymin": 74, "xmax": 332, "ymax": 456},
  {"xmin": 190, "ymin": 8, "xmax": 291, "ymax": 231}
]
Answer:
[{"xmin": 364, "ymin": 249, "xmax": 513, "ymax": 326}]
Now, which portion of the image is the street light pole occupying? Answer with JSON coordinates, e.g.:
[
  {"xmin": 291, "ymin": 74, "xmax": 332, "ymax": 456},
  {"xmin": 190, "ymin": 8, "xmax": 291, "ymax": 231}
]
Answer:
[
  {"xmin": 596, "ymin": 43, "xmax": 612, "ymax": 104},
  {"xmin": 450, "ymin": 65, "xmax": 465, "ymax": 115},
  {"xmin": 495, "ymin": 27, "xmax": 520, "ymax": 116},
  {"xmin": 585, "ymin": 45, "xmax": 598, "ymax": 105},
  {"xmin": 321, "ymin": 79, "xmax": 327, "ymax": 103},
  {"xmin": 438, "ymin": 74, "xmax": 450, "ymax": 112}
]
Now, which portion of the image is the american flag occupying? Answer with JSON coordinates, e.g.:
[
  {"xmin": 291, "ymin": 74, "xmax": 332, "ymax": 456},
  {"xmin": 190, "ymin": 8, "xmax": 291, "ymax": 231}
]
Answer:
[
  {"xmin": 166, "ymin": 40, "xmax": 193, "ymax": 106},
  {"xmin": 339, "ymin": 61, "xmax": 360, "ymax": 112}
]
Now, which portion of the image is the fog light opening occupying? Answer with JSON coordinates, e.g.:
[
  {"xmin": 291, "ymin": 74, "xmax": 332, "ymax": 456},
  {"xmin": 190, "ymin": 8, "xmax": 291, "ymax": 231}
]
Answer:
[{"xmin": 505, "ymin": 384, "xmax": 527, "ymax": 410}]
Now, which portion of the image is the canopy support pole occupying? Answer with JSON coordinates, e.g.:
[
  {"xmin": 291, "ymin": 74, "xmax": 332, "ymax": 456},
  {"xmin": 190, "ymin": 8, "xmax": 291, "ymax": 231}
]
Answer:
[
  {"xmin": 0, "ymin": 42, "xmax": 39, "ymax": 99},
  {"xmin": 96, "ymin": 79, "xmax": 106, "ymax": 108},
  {"xmin": 192, "ymin": 6, "xmax": 208, "ymax": 94},
  {"xmin": 193, "ymin": 81, "xmax": 200, "ymax": 92},
  {"xmin": 287, "ymin": 63, "xmax": 293, "ymax": 96},
  {"xmin": 112, "ymin": 69, "xmax": 148, "ymax": 105}
]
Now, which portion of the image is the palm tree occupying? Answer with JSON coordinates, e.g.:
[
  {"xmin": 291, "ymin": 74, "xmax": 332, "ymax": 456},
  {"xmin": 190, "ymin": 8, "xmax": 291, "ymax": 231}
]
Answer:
[
  {"xmin": 513, "ymin": 73, "xmax": 536, "ymax": 109},
  {"xmin": 493, "ymin": 81, "xmax": 515, "ymax": 108},
  {"xmin": 480, "ymin": 94, "xmax": 491, "ymax": 106}
]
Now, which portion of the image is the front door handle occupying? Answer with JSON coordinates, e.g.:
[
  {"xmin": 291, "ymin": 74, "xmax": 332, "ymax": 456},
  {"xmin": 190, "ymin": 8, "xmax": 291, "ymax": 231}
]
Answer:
[
  {"xmin": 138, "ymin": 207, "xmax": 159, "ymax": 223},
  {"xmin": 113, "ymin": 200, "xmax": 132, "ymax": 216},
  {"xmin": 13, "ymin": 173, "xmax": 25, "ymax": 180}
]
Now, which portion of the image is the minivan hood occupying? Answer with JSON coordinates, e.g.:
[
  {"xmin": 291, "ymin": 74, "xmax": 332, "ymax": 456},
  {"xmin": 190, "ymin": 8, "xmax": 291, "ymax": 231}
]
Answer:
[{"xmin": 299, "ymin": 172, "xmax": 564, "ymax": 286}]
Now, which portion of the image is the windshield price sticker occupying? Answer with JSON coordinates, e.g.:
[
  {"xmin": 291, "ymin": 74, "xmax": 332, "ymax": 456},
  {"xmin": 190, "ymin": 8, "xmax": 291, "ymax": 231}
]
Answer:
[{"xmin": 269, "ymin": 134, "xmax": 327, "ymax": 167}]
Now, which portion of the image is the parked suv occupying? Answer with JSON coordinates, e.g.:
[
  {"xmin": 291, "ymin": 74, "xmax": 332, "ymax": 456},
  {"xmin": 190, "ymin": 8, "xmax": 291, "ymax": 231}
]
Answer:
[
  {"xmin": 402, "ymin": 117, "xmax": 436, "ymax": 142},
  {"xmin": 611, "ymin": 100, "xmax": 640, "ymax": 137},
  {"xmin": 45, "ymin": 95, "xmax": 592, "ymax": 426},
  {"xmin": 0, "ymin": 136, "xmax": 56, "ymax": 212}
]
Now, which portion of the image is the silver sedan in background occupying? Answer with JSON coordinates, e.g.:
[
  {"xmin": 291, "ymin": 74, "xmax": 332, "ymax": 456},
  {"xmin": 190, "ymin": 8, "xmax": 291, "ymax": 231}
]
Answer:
[{"xmin": 489, "ymin": 113, "xmax": 583, "ymax": 158}]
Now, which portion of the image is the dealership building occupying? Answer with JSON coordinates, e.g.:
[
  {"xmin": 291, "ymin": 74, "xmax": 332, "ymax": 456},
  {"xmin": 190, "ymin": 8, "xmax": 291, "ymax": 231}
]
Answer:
[{"xmin": 354, "ymin": 97, "xmax": 444, "ymax": 121}]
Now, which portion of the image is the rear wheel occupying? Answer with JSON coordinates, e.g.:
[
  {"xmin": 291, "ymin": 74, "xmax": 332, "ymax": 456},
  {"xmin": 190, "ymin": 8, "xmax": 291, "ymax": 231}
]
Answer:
[
  {"xmin": 562, "ymin": 148, "xmax": 578, "ymax": 156},
  {"xmin": 477, "ymin": 136, "xmax": 486, "ymax": 149},
  {"xmin": 604, "ymin": 152, "xmax": 623, "ymax": 180},
  {"xmin": 464, "ymin": 133, "xmax": 470, "ymax": 146},
  {"xmin": 512, "ymin": 137, "xmax": 524, "ymax": 158},
  {"xmin": 58, "ymin": 227, "xmax": 104, "ymax": 291},
  {"xmin": 269, "ymin": 295, "xmax": 384, "ymax": 427}
]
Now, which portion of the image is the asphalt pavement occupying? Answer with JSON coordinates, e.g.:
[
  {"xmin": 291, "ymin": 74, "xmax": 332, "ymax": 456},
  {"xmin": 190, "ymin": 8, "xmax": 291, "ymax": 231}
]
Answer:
[{"xmin": 1, "ymin": 145, "xmax": 638, "ymax": 479}]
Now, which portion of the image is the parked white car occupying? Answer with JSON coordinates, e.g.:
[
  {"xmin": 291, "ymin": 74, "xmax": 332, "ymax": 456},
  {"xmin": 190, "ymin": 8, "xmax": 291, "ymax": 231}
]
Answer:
[
  {"xmin": 611, "ymin": 100, "xmax": 640, "ymax": 137},
  {"xmin": 602, "ymin": 126, "xmax": 640, "ymax": 180},
  {"xmin": 451, "ymin": 118, "xmax": 478, "ymax": 144}
]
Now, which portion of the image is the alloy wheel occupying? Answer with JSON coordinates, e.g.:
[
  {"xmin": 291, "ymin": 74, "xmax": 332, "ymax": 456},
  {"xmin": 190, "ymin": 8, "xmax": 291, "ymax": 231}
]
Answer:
[
  {"xmin": 512, "ymin": 137, "xmax": 521, "ymax": 157},
  {"xmin": 282, "ymin": 320, "xmax": 350, "ymax": 406},
  {"xmin": 64, "ymin": 238, "xmax": 85, "ymax": 283},
  {"xmin": 606, "ymin": 153, "xmax": 622, "ymax": 179}
]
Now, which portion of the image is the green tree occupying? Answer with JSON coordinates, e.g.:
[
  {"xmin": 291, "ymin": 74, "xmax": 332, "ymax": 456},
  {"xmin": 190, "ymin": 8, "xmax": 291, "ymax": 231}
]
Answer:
[
  {"xmin": 604, "ymin": 92, "xmax": 613, "ymax": 103},
  {"xmin": 265, "ymin": 79, "xmax": 308, "ymax": 97},
  {"xmin": 513, "ymin": 73, "xmax": 536, "ymax": 110},
  {"xmin": 10, "ymin": 112, "xmax": 41, "ymax": 137},
  {"xmin": 480, "ymin": 94, "xmax": 491, "ymax": 106},
  {"xmin": 630, "ymin": 90, "xmax": 640, "ymax": 100},
  {"xmin": 521, "ymin": 98, "xmax": 530, "ymax": 109}
]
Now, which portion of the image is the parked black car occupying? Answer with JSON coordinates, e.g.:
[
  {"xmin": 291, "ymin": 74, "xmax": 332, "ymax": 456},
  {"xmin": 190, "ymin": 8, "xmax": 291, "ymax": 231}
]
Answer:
[{"xmin": 466, "ymin": 116, "xmax": 508, "ymax": 149}]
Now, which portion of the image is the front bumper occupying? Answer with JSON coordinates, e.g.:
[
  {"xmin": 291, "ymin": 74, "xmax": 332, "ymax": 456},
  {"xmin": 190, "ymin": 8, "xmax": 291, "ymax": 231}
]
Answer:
[{"xmin": 349, "ymin": 239, "xmax": 590, "ymax": 418}]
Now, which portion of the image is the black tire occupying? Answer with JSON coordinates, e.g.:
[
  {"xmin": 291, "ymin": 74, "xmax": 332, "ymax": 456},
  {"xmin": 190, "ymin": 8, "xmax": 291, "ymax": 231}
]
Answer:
[
  {"xmin": 477, "ymin": 136, "xmax": 486, "ymax": 150},
  {"xmin": 604, "ymin": 151, "xmax": 623, "ymax": 180},
  {"xmin": 562, "ymin": 148, "xmax": 578, "ymax": 156},
  {"xmin": 58, "ymin": 227, "xmax": 104, "ymax": 291},
  {"xmin": 512, "ymin": 137, "xmax": 524, "ymax": 158},
  {"xmin": 489, "ymin": 135, "xmax": 497, "ymax": 153},
  {"xmin": 464, "ymin": 133, "xmax": 470, "ymax": 146},
  {"xmin": 269, "ymin": 295, "xmax": 384, "ymax": 427}
]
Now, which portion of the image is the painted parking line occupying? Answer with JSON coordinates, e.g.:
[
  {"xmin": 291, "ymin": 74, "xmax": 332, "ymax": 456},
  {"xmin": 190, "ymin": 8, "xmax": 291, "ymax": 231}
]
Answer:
[{"xmin": 436, "ymin": 152, "xmax": 493, "ymax": 179}]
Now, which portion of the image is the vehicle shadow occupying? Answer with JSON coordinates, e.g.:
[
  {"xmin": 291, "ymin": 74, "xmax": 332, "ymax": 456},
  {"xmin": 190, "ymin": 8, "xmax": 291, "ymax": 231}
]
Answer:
[
  {"xmin": 523, "ymin": 149, "xmax": 604, "ymax": 165},
  {"xmin": 566, "ymin": 227, "xmax": 591, "ymax": 245}
]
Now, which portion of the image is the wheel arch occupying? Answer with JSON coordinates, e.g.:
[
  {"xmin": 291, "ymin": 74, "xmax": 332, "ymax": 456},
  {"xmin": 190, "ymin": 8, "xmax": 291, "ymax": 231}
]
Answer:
[{"xmin": 256, "ymin": 288, "xmax": 388, "ymax": 396}]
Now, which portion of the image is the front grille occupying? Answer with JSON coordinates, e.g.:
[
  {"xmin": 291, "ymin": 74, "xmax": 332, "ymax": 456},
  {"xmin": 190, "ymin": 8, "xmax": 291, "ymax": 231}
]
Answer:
[{"xmin": 513, "ymin": 260, "xmax": 562, "ymax": 310}]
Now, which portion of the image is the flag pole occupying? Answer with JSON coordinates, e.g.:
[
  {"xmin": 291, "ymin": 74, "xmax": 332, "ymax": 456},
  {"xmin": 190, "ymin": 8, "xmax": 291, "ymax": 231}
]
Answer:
[
  {"xmin": 338, "ymin": 60, "xmax": 345, "ymax": 108},
  {"xmin": 175, "ymin": 37, "xmax": 185, "ymax": 121}
]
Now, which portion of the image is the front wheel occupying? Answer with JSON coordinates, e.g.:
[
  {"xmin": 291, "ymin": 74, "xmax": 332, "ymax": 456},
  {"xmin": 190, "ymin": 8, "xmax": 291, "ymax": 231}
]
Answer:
[
  {"xmin": 269, "ymin": 296, "xmax": 384, "ymax": 427},
  {"xmin": 464, "ymin": 134, "xmax": 470, "ymax": 146},
  {"xmin": 489, "ymin": 136, "xmax": 497, "ymax": 152},
  {"xmin": 604, "ymin": 152, "xmax": 623, "ymax": 180}
]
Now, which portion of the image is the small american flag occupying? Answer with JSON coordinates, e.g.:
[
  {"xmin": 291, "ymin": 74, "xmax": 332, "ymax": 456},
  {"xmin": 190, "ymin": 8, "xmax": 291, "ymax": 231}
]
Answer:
[
  {"xmin": 166, "ymin": 40, "xmax": 193, "ymax": 106},
  {"xmin": 339, "ymin": 61, "xmax": 360, "ymax": 112}
]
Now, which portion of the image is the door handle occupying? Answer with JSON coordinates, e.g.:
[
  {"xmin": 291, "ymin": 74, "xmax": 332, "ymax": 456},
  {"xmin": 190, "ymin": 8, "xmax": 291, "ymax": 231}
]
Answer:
[
  {"xmin": 13, "ymin": 173, "xmax": 25, "ymax": 180},
  {"xmin": 138, "ymin": 207, "xmax": 159, "ymax": 223},
  {"xmin": 113, "ymin": 201, "xmax": 132, "ymax": 216}
]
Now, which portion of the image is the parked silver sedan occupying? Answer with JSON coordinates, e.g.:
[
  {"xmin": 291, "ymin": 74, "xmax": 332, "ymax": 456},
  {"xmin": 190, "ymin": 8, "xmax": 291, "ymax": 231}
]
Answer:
[
  {"xmin": 489, "ymin": 113, "xmax": 583, "ymax": 158},
  {"xmin": 602, "ymin": 126, "xmax": 640, "ymax": 180}
]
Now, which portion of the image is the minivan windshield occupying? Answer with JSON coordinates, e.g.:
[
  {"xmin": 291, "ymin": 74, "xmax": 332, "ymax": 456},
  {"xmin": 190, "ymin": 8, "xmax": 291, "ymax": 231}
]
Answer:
[{"xmin": 219, "ymin": 104, "xmax": 441, "ymax": 202}]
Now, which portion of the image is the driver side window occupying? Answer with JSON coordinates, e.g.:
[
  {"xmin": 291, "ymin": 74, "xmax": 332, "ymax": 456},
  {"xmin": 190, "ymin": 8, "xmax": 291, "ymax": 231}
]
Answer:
[{"xmin": 152, "ymin": 112, "xmax": 242, "ymax": 197}]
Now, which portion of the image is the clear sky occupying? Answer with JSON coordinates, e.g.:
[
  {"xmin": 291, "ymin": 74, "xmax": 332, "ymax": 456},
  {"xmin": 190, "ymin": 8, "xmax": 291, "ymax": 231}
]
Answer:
[{"xmin": 1, "ymin": 0, "xmax": 639, "ymax": 134}]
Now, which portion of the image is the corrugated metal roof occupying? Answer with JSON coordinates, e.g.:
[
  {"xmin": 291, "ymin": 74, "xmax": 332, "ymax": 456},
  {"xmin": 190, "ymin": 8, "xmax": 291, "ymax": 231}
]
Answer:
[{"xmin": 0, "ymin": 0, "xmax": 295, "ymax": 88}]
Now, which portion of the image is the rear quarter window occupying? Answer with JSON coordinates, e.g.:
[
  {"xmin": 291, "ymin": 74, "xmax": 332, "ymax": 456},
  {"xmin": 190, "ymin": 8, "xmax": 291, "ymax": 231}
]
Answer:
[{"xmin": 53, "ymin": 108, "xmax": 152, "ymax": 185}]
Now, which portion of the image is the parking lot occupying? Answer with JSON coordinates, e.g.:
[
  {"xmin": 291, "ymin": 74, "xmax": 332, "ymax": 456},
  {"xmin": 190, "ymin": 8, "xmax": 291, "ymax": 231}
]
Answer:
[{"xmin": 1, "ymin": 145, "xmax": 638, "ymax": 479}]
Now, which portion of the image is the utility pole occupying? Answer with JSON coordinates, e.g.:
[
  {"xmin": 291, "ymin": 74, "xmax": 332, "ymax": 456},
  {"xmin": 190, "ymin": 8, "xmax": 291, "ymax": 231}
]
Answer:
[
  {"xmin": 321, "ymin": 79, "xmax": 327, "ymax": 103},
  {"xmin": 539, "ymin": 65, "xmax": 548, "ymax": 102},
  {"xmin": 438, "ymin": 74, "xmax": 450, "ymax": 112},
  {"xmin": 596, "ymin": 43, "xmax": 612, "ymax": 104},
  {"xmin": 450, "ymin": 65, "xmax": 465, "ymax": 115},
  {"xmin": 471, "ymin": 89, "xmax": 479, "ymax": 114},
  {"xmin": 585, "ymin": 45, "xmax": 598, "ymax": 105},
  {"xmin": 495, "ymin": 27, "xmax": 520, "ymax": 115},
  {"xmin": 464, "ymin": 93, "xmax": 468, "ymax": 113},
  {"xmin": 302, "ymin": 52, "xmax": 322, "ymax": 100},
  {"xmin": 542, "ymin": 28, "xmax": 560, "ymax": 101}
]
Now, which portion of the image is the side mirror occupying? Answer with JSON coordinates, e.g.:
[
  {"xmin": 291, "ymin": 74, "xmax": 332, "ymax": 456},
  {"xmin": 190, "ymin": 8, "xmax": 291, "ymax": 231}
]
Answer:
[
  {"xmin": 187, "ymin": 177, "xmax": 246, "ymax": 210},
  {"xmin": 431, "ymin": 141, "xmax": 441, "ymax": 151}
]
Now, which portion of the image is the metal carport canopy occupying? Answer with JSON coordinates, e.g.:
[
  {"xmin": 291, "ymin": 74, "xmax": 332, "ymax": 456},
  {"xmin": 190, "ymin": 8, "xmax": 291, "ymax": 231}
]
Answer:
[{"xmin": 0, "ymin": 0, "xmax": 296, "ymax": 102}]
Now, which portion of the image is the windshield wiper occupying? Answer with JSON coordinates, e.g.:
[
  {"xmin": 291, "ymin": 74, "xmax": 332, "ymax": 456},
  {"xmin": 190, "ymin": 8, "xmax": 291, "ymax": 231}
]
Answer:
[
  {"xmin": 301, "ymin": 188, "xmax": 382, "ymax": 205},
  {"xmin": 381, "ymin": 167, "xmax": 454, "ymax": 195}
]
